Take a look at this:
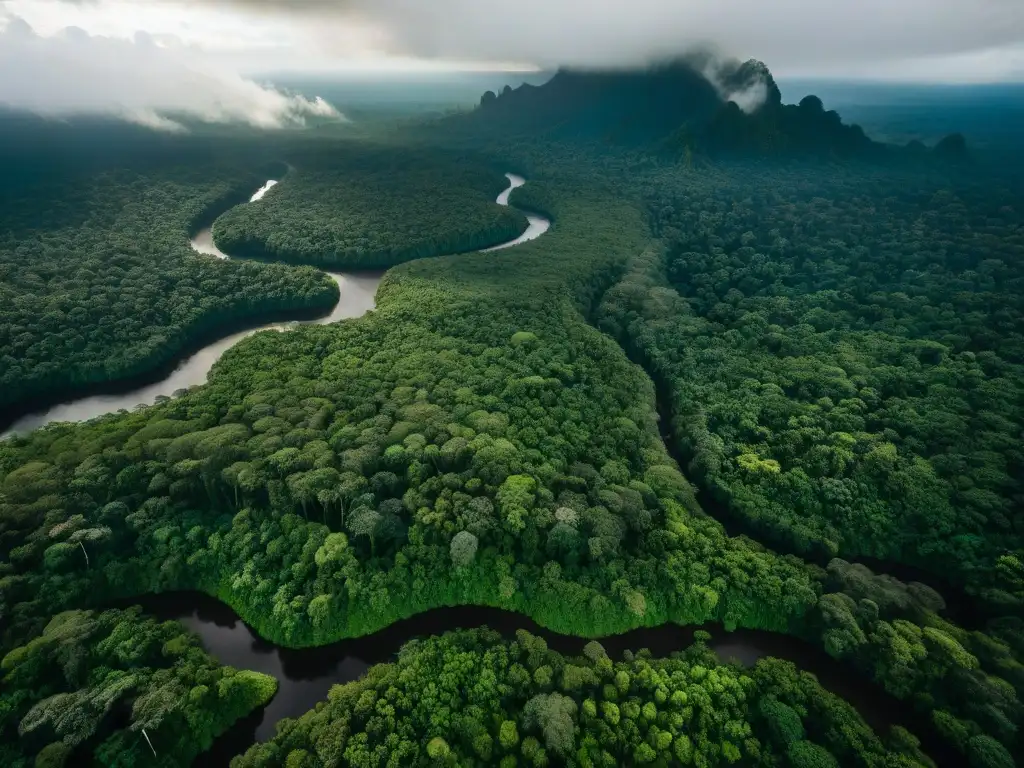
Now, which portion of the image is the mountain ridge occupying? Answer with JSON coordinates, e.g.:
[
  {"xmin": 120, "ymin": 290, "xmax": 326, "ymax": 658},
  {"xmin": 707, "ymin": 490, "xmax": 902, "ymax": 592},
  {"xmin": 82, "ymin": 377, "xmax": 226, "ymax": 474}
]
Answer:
[{"xmin": 468, "ymin": 57, "xmax": 967, "ymax": 161}]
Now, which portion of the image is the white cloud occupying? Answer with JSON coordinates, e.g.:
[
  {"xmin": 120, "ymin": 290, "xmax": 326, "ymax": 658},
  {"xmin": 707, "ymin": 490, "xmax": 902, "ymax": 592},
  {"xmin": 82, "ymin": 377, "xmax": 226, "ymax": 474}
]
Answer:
[
  {"xmin": 214, "ymin": 0, "xmax": 1024, "ymax": 82},
  {"xmin": 3, "ymin": 0, "xmax": 1023, "ymax": 84},
  {"xmin": 0, "ymin": 11, "xmax": 344, "ymax": 130}
]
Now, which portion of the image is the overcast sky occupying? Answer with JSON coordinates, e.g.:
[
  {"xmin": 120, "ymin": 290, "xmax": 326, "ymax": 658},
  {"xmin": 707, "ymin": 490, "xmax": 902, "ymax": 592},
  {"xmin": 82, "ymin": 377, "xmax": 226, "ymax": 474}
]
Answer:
[{"xmin": 1, "ymin": 0, "xmax": 1022, "ymax": 128}]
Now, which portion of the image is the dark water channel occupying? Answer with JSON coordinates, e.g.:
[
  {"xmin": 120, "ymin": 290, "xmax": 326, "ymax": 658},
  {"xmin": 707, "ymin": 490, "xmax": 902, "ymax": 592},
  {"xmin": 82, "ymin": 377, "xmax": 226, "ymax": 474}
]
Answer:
[{"xmin": 129, "ymin": 592, "xmax": 957, "ymax": 767}]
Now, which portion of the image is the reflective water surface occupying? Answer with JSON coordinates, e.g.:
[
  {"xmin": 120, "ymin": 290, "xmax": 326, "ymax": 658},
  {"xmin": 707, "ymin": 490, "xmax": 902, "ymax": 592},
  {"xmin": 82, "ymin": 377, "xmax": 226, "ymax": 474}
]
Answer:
[
  {"xmin": 483, "ymin": 173, "xmax": 551, "ymax": 251},
  {"xmin": 127, "ymin": 592, "xmax": 954, "ymax": 768}
]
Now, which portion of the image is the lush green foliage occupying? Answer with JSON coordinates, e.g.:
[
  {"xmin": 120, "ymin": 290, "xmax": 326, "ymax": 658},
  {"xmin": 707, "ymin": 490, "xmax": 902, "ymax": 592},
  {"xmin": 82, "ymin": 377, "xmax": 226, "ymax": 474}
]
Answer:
[
  {"xmin": 812, "ymin": 559, "xmax": 1024, "ymax": 751},
  {"xmin": 0, "ymin": 606, "xmax": 276, "ymax": 767},
  {"xmin": 1, "ymin": 173, "xmax": 817, "ymax": 650},
  {"xmin": 212, "ymin": 143, "xmax": 527, "ymax": 268},
  {"xmin": 232, "ymin": 628, "xmax": 932, "ymax": 767},
  {"xmin": 3, "ymin": 151, "xmax": 1021, "ymax": 764},
  {"xmin": 1, "ymin": 82, "xmax": 1023, "ymax": 767},
  {"xmin": 0, "ymin": 146, "xmax": 338, "ymax": 414},
  {"xmin": 598, "ymin": 161, "xmax": 1024, "ymax": 608}
]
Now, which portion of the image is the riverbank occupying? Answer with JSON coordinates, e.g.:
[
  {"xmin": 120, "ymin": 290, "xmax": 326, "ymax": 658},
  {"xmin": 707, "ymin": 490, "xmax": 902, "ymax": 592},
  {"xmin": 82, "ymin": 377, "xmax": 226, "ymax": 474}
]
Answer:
[
  {"xmin": 2, "ymin": 173, "xmax": 543, "ymax": 437},
  {"xmin": 3, "ymin": 164, "xmax": 1005, "ymax": 768},
  {"xmin": 126, "ymin": 591, "xmax": 959, "ymax": 768},
  {"xmin": 0, "ymin": 297, "xmax": 336, "ymax": 437}
]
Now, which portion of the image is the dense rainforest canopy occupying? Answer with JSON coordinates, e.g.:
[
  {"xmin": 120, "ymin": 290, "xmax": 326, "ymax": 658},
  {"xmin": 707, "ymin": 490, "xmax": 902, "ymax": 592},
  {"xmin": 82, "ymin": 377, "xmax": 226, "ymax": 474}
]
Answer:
[
  {"xmin": 0, "ymin": 122, "xmax": 525, "ymax": 423},
  {"xmin": 0, "ymin": 122, "xmax": 339, "ymax": 420},
  {"xmin": 234, "ymin": 628, "xmax": 940, "ymax": 767},
  {"xmin": 0, "ymin": 61, "xmax": 1022, "ymax": 767},
  {"xmin": 0, "ymin": 606, "xmax": 276, "ymax": 768},
  {"xmin": 212, "ymin": 143, "xmax": 528, "ymax": 269},
  {"xmin": 598, "ymin": 161, "xmax": 1024, "ymax": 611}
]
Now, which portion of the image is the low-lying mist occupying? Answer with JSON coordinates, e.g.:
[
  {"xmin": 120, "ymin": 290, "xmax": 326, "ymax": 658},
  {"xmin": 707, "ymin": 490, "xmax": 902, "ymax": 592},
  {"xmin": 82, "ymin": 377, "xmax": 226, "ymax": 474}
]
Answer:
[{"xmin": 0, "ymin": 13, "xmax": 343, "ymax": 131}]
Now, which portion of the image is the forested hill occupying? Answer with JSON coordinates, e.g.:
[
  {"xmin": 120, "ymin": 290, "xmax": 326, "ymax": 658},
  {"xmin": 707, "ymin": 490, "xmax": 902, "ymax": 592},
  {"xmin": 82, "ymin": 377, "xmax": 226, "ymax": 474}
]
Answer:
[
  {"xmin": 459, "ymin": 58, "xmax": 967, "ymax": 160},
  {"xmin": 473, "ymin": 62, "xmax": 724, "ymax": 145}
]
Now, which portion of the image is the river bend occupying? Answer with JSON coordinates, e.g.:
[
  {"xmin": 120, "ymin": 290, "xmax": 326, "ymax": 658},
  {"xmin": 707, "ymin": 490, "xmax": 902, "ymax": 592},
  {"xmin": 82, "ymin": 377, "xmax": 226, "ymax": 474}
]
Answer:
[
  {"xmin": 2, "ymin": 173, "xmax": 544, "ymax": 437},
  {"xmin": 127, "ymin": 593, "xmax": 952, "ymax": 768}
]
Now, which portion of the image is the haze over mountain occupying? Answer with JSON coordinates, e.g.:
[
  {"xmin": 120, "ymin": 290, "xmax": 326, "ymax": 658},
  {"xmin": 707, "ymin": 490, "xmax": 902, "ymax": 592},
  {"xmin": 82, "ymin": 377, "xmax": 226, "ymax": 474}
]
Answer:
[
  {"xmin": 0, "ymin": 0, "xmax": 1021, "ymax": 129},
  {"xmin": 461, "ymin": 57, "xmax": 972, "ymax": 161}
]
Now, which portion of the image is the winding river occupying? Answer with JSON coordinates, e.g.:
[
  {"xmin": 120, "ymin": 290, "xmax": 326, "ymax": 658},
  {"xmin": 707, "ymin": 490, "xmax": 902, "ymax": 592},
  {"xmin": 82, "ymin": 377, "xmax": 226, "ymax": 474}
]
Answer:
[
  {"xmin": 484, "ymin": 174, "xmax": 550, "ymax": 250},
  {"xmin": 130, "ymin": 593, "xmax": 955, "ymax": 768},
  {"xmin": 2, "ymin": 173, "xmax": 545, "ymax": 437},
  {"xmin": 7, "ymin": 172, "xmax": 960, "ymax": 766}
]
